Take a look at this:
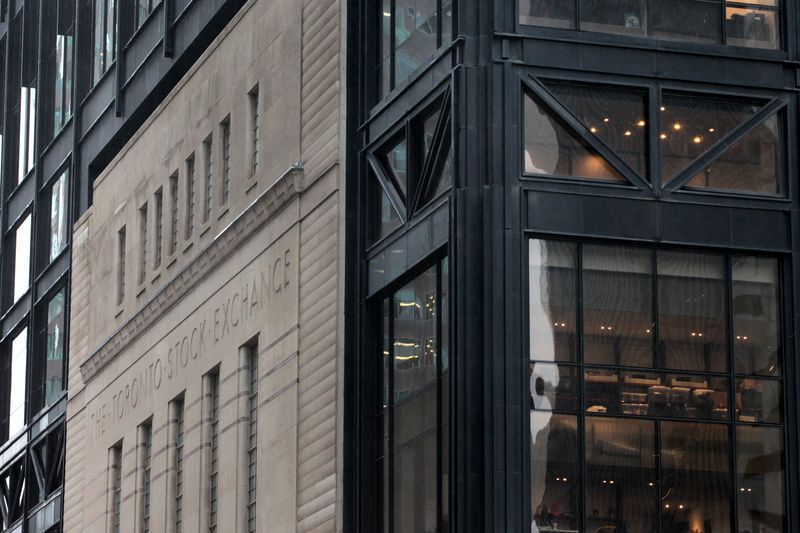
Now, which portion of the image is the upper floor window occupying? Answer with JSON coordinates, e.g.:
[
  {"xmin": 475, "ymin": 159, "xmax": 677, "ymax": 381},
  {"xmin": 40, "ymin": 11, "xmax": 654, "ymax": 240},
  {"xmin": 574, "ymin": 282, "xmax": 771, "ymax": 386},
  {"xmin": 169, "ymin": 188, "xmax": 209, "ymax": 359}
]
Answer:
[
  {"xmin": 523, "ymin": 78, "xmax": 786, "ymax": 196},
  {"xmin": 378, "ymin": 0, "xmax": 455, "ymax": 99},
  {"xmin": 520, "ymin": 0, "xmax": 781, "ymax": 50},
  {"xmin": 49, "ymin": 170, "xmax": 69, "ymax": 262},
  {"xmin": 93, "ymin": 0, "xmax": 117, "ymax": 85},
  {"xmin": 135, "ymin": 0, "xmax": 161, "ymax": 30},
  {"xmin": 52, "ymin": 0, "xmax": 75, "ymax": 137},
  {"xmin": 13, "ymin": 215, "xmax": 32, "ymax": 303}
]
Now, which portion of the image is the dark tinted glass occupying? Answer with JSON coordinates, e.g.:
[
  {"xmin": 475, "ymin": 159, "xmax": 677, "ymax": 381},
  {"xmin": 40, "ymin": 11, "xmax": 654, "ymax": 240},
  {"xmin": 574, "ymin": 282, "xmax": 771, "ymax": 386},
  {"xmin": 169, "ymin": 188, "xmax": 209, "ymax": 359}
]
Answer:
[
  {"xmin": 726, "ymin": 5, "xmax": 780, "ymax": 49},
  {"xmin": 383, "ymin": 138, "xmax": 408, "ymax": 197},
  {"xmin": 585, "ymin": 368, "xmax": 729, "ymax": 420},
  {"xmin": 530, "ymin": 363, "xmax": 579, "ymax": 411},
  {"xmin": 394, "ymin": 0, "xmax": 438, "ymax": 85},
  {"xmin": 368, "ymin": 173, "xmax": 402, "ymax": 245},
  {"xmin": 531, "ymin": 412, "xmax": 580, "ymax": 532},
  {"xmin": 648, "ymin": 0, "xmax": 722, "ymax": 44},
  {"xmin": 393, "ymin": 266, "xmax": 438, "ymax": 401},
  {"xmin": 736, "ymin": 378, "xmax": 782, "ymax": 424},
  {"xmin": 660, "ymin": 421, "xmax": 732, "ymax": 533},
  {"xmin": 583, "ymin": 245, "xmax": 653, "ymax": 367},
  {"xmin": 736, "ymin": 425, "xmax": 786, "ymax": 533},
  {"xmin": 686, "ymin": 112, "xmax": 783, "ymax": 195},
  {"xmin": 45, "ymin": 290, "xmax": 66, "ymax": 407},
  {"xmin": 547, "ymin": 83, "xmax": 649, "ymax": 177},
  {"xmin": 660, "ymin": 93, "xmax": 761, "ymax": 181},
  {"xmin": 529, "ymin": 240, "xmax": 578, "ymax": 362},
  {"xmin": 519, "ymin": 0, "xmax": 576, "ymax": 29},
  {"xmin": 524, "ymin": 92, "xmax": 625, "ymax": 182},
  {"xmin": 585, "ymin": 417, "xmax": 657, "ymax": 532},
  {"xmin": 579, "ymin": 0, "xmax": 647, "ymax": 36},
  {"xmin": 732, "ymin": 256, "xmax": 781, "ymax": 375},
  {"xmin": 658, "ymin": 251, "xmax": 727, "ymax": 373},
  {"xmin": 393, "ymin": 430, "xmax": 437, "ymax": 532}
]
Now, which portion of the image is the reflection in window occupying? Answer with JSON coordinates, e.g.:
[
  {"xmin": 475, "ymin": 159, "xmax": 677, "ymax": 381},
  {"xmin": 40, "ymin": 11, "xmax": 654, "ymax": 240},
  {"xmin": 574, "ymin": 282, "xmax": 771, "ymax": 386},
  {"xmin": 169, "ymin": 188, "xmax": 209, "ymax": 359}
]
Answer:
[
  {"xmin": 583, "ymin": 245, "xmax": 653, "ymax": 367},
  {"xmin": 45, "ymin": 290, "xmax": 66, "ymax": 407},
  {"xmin": 379, "ymin": 260, "xmax": 449, "ymax": 532},
  {"xmin": 658, "ymin": 250, "xmax": 726, "ymax": 373},
  {"xmin": 49, "ymin": 171, "xmax": 69, "ymax": 262},
  {"xmin": 93, "ymin": 0, "xmax": 117, "ymax": 85},
  {"xmin": 529, "ymin": 240, "xmax": 577, "ymax": 362},
  {"xmin": 521, "ymin": 0, "xmax": 781, "ymax": 49},
  {"xmin": 135, "ymin": 0, "xmax": 161, "ymax": 30},
  {"xmin": 660, "ymin": 93, "xmax": 760, "ymax": 181},
  {"xmin": 736, "ymin": 425, "xmax": 786, "ymax": 533},
  {"xmin": 368, "ymin": 171, "xmax": 402, "ymax": 245},
  {"xmin": 546, "ymin": 82, "xmax": 649, "ymax": 177},
  {"xmin": 528, "ymin": 239, "xmax": 787, "ymax": 532},
  {"xmin": 379, "ymin": 0, "xmax": 454, "ymax": 99},
  {"xmin": 53, "ymin": 0, "xmax": 75, "ymax": 136},
  {"xmin": 9, "ymin": 329, "xmax": 28, "ymax": 438},
  {"xmin": 13, "ymin": 215, "xmax": 32, "ymax": 303},
  {"xmin": 17, "ymin": 86, "xmax": 36, "ymax": 183},
  {"xmin": 382, "ymin": 137, "xmax": 408, "ymax": 197},
  {"xmin": 524, "ymin": 91, "xmax": 625, "ymax": 182}
]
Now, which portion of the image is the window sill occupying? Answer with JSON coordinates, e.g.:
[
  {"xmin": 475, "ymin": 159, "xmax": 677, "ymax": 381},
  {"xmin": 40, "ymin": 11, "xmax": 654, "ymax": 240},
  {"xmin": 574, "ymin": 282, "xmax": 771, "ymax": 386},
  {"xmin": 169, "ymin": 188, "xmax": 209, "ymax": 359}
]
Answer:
[
  {"xmin": 166, "ymin": 254, "xmax": 178, "ymax": 269},
  {"xmin": 200, "ymin": 224, "xmax": 212, "ymax": 238},
  {"xmin": 151, "ymin": 271, "xmax": 162, "ymax": 284},
  {"xmin": 115, "ymin": 306, "xmax": 125, "ymax": 318},
  {"xmin": 217, "ymin": 206, "xmax": 230, "ymax": 221},
  {"xmin": 183, "ymin": 240, "xmax": 194, "ymax": 254},
  {"xmin": 136, "ymin": 284, "xmax": 147, "ymax": 298},
  {"xmin": 245, "ymin": 180, "xmax": 258, "ymax": 195}
]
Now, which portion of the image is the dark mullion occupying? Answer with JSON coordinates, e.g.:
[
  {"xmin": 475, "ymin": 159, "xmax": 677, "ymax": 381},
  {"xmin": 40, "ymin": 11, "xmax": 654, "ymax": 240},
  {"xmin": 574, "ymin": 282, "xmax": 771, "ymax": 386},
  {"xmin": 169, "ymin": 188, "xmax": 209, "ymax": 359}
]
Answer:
[
  {"xmin": 387, "ymin": 295, "xmax": 395, "ymax": 533},
  {"xmin": 651, "ymin": 249, "xmax": 660, "ymax": 370},
  {"xmin": 367, "ymin": 154, "xmax": 407, "ymax": 225},
  {"xmin": 435, "ymin": 260, "xmax": 443, "ymax": 533},
  {"xmin": 655, "ymin": 418, "xmax": 663, "ymax": 533},
  {"xmin": 576, "ymin": 241, "xmax": 587, "ymax": 533},
  {"xmin": 389, "ymin": 0, "xmax": 395, "ymax": 92},
  {"xmin": 436, "ymin": 0, "xmax": 442, "ymax": 48},
  {"xmin": 720, "ymin": 0, "xmax": 727, "ymax": 45}
]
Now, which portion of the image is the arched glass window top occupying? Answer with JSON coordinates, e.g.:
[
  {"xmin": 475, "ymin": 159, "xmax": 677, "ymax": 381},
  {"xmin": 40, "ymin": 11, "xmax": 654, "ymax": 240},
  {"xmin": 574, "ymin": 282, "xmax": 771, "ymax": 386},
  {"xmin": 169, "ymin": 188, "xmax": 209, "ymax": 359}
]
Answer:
[
  {"xmin": 523, "ymin": 78, "xmax": 788, "ymax": 197},
  {"xmin": 528, "ymin": 239, "xmax": 787, "ymax": 533},
  {"xmin": 520, "ymin": 0, "xmax": 782, "ymax": 50}
]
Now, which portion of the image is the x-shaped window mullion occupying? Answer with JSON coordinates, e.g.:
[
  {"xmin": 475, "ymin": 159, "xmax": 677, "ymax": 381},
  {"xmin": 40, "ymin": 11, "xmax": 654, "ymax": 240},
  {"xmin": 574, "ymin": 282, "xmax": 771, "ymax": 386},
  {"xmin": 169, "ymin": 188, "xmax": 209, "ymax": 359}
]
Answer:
[
  {"xmin": 368, "ymin": 154, "xmax": 407, "ymax": 225},
  {"xmin": 411, "ymin": 89, "xmax": 452, "ymax": 214}
]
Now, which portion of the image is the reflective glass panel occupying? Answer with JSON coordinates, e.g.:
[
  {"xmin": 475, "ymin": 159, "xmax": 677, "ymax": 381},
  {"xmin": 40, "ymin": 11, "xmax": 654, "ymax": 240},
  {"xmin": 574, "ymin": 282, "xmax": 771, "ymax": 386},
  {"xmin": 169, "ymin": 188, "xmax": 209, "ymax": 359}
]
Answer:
[
  {"xmin": 732, "ymin": 256, "xmax": 781, "ymax": 376},
  {"xmin": 519, "ymin": 0, "xmax": 576, "ymax": 29},
  {"xmin": 547, "ymin": 82, "xmax": 649, "ymax": 177},
  {"xmin": 529, "ymin": 240, "xmax": 578, "ymax": 362},
  {"xmin": 45, "ymin": 290, "xmax": 66, "ymax": 407},
  {"xmin": 393, "ymin": 430, "xmax": 437, "ymax": 532},
  {"xmin": 660, "ymin": 421, "xmax": 732, "ymax": 533},
  {"xmin": 394, "ymin": 0, "xmax": 438, "ymax": 85},
  {"xmin": 736, "ymin": 378, "xmax": 782, "ymax": 424},
  {"xmin": 585, "ymin": 417, "xmax": 657, "ymax": 533},
  {"xmin": 50, "ymin": 171, "xmax": 69, "ymax": 262},
  {"xmin": 383, "ymin": 138, "xmax": 408, "ymax": 197},
  {"xmin": 658, "ymin": 250, "xmax": 727, "ymax": 373},
  {"xmin": 648, "ymin": 0, "xmax": 722, "ymax": 44},
  {"xmin": 579, "ymin": 0, "xmax": 647, "ymax": 36},
  {"xmin": 583, "ymin": 244, "xmax": 653, "ymax": 367},
  {"xmin": 726, "ymin": 6, "xmax": 780, "ymax": 49},
  {"xmin": 369, "ymin": 173, "xmax": 402, "ymax": 245},
  {"xmin": 524, "ymin": 92, "xmax": 625, "ymax": 181},
  {"xmin": 585, "ymin": 368, "xmax": 729, "ymax": 420},
  {"xmin": 531, "ymin": 412, "xmax": 580, "ymax": 532},
  {"xmin": 9, "ymin": 328, "xmax": 28, "ymax": 437},
  {"xmin": 530, "ymin": 363, "xmax": 579, "ymax": 411},
  {"xmin": 14, "ymin": 215, "xmax": 32, "ymax": 302},
  {"xmin": 736, "ymin": 425, "xmax": 786, "ymax": 533},
  {"xmin": 686, "ymin": 112, "xmax": 783, "ymax": 195},
  {"xmin": 660, "ymin": 93, "xmax": 761, "ymax": 181}
]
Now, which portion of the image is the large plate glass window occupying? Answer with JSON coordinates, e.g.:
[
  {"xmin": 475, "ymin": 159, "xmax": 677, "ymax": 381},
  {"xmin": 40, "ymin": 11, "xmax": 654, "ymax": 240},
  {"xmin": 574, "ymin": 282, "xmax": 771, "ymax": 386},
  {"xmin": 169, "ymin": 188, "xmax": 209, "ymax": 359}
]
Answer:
[
  {"xmin": 377, "ymin": 258, "xmax": 449, "ymax": 532},
  {"xmin": 520, "ymin": 0, "xmax": 781, "ymax": 50},
  {"xmin": 529, "ymin": 239, "xmax": 786, "ymax": 533}
]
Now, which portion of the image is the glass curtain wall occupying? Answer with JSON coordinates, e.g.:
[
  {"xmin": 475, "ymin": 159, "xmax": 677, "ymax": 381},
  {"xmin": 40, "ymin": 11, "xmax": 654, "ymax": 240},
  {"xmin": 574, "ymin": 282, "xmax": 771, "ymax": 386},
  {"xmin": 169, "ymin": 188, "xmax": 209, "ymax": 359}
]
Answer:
[{"xmin": 529, "ymin": 239, "xmax": 786, "ymax": 533}]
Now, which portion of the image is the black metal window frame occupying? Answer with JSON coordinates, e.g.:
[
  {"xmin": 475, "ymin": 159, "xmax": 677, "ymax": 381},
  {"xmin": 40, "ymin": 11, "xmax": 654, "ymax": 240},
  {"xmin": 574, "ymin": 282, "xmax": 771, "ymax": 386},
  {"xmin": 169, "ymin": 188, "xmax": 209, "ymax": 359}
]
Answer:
[
  {"xmin": 515, "ymin": 68, "xmax": 796, "ymax": 206},
  {"xmin": 520, "ymin": 234, "xmax": 796, "ymax": 532},
  {"xmin": 513, "ymin": 0, "xmax": 793, "ymax": 59}
]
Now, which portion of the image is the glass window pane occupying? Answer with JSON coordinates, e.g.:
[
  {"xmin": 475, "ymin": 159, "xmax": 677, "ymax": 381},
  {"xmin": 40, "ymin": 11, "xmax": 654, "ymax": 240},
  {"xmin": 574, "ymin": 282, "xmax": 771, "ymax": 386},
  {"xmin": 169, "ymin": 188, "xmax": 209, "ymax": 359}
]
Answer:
[
  {"xmin": 732, "ymin": 256, "xmax": 781, "ymax": 376},
  {"xmin": 441, "ymin": 0, "xmax": 453, "ymax": 43},
  {"xmin": 658, "ymin": 250, "xmax": 727, "ymax": 373},
  {"xmin": 529, "ymin": 240, "xmax": 578, "ymax": 362},
  {"xmin": 736, "ymin": 425, "xmax": 786, "ymax": 533},
  {"xmin": 579, "ymin": 0, "xmax": 646, "ymax": 36},
  {"xmin": 736, "ymin": 377, "xmax": 782, "ymax": 424},
  {"xmin": 585, "ymin": 417, "xmax": 657, "ymax": 533},
  {"xmin": 660, "ymin": 421, "xmax": 732, "ymax": 533},
  {"xmin": 530, "ymin": 363, "xmax": 579, "ymax": 411},
  {"xmin": 520, "ymin": 0, "xmax": 576, "ymax": 29},
  {"xmin": 393, "ymin": 266, "xmax": 437, "ymax": 401},
  {"xmin": 50, "ymin": 171, "xmax": 69, "ymax": 262},
  {"xmin": 393, "ymin": 430, "xmax": 437, "ymax": 533},
  {"xmin": 648, "ymin": 0, "xmax": 722, "ymax": 44},
  {"xmin": 369, "ymin": 174, "xmax": 402, "ymax": 245},
  {"xmin": 726, "ymin": 6, "xmax": 780, "ymax": 49},
  {"xmin": 394, "ymin": 0, "xmax": 438, "ymax": 86},
  {"xmin": 9, "ymin": 328, "xmax": 28, "ymax": 437},
  {"xmin": 524, "ymin": 92, "xmax": 626, "ymax": 182},
  {"xmin": 660, "ymin": 93, "xmax": 761, "ymax": 182},
  {"xmin": 547, "ymin": 82, "xmax": 649, "ymax": 177},
  {"xmin": 686, "ymin": 112, "xmax": 783, "ymax": 195},
  {"xmin": 582, "ymin": 244, "xmax": 653, "ymax": 367},
  {"xmin": 530, "ymin": 412, "xmax": 580, "ymax": 532},
  {"xmin": 585, "ymin": 368, "xmax": 729, "ymax": 420},
  {"xmin": 46, "ymin": 290, "xmax": 66, "ymax": 407},
  {"xmin": 383, "ymin": 138, "xmax": 408, "ymax": 197},
  {"xmin": 14, "ymin": 215, "xmax": 32, "ymax": 302}
]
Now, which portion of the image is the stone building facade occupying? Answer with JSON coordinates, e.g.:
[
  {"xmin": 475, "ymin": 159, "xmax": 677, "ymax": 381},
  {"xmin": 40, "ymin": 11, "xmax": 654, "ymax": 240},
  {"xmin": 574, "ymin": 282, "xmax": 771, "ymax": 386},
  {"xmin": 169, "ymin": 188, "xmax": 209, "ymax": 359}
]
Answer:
[{"xmin": 63, "ymin": 0, "xmax": 344, "ymax": 531}]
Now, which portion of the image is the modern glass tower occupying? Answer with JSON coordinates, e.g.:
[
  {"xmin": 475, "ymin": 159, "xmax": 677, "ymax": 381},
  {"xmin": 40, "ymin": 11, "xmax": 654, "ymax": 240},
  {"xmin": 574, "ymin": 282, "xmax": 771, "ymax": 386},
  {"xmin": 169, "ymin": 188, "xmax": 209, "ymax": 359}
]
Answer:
[
  {"xmin": 347, "ymin": 1, "xmax": 799, "ymax": 531},
  {"xmin": 0, "ymin": 1, "xmax": 248, "ymax": 531}
]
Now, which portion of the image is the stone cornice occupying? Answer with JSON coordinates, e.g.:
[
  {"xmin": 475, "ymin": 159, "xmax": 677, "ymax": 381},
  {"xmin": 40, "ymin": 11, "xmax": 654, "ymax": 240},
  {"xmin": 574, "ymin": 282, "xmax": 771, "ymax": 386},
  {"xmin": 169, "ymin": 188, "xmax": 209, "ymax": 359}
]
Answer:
[{"xmin": 80, "ymin": 164, "xmax": 304, "ymax": 384}]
